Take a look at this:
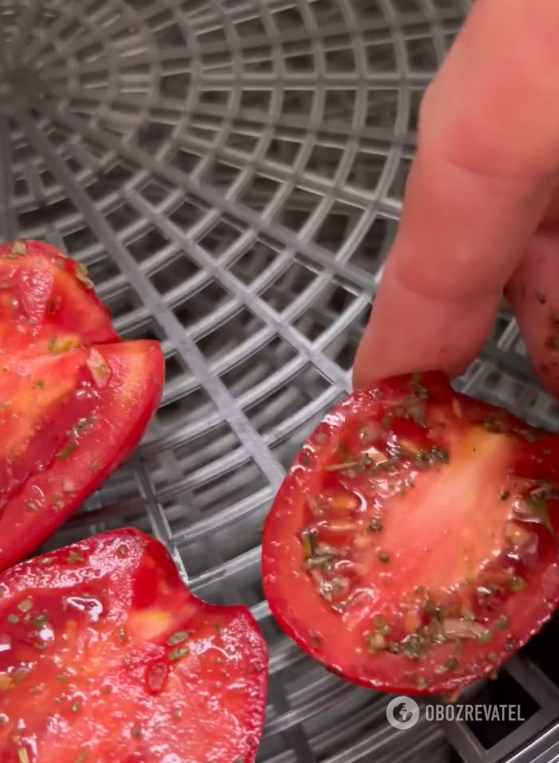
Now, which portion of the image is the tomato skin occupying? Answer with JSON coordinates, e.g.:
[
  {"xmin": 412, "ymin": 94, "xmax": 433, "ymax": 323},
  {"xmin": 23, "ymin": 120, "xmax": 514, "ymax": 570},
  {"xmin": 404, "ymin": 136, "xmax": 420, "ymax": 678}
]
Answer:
[
  {"xmin": 262, "ymin": 371, "xmax": 559, "ymax": 696},
  {"xmin": 0, "ymin": 528, "xmax": 268, "ymax": 763}
]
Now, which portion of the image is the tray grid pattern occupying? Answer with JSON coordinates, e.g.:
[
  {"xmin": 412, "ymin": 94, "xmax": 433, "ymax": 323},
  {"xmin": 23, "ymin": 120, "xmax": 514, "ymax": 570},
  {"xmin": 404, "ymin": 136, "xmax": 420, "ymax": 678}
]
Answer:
[{"xmin": 2, "ymin": 0, "xmax": 559, "ymax": 761}]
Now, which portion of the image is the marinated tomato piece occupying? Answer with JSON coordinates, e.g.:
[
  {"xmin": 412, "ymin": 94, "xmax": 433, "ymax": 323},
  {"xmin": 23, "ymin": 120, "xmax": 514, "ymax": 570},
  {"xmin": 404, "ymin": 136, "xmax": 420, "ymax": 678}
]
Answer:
[
  {"xmin": 262, "ymin": 371, "xmax": 559, "ymax": 696},
  {"xmin": 0, "ymin": 240, "xmax": 165, "ymax": 569},
  {"xmin": 0, "ymin": 342, "xmax": 163, "ymax": 570},
  {"xmin": 0, "ymin": 529, "xmax": 268, "ymax": 763},
  {"xmin": 0, "ymin": 239, "xmax": 117, "ymax": 354}
]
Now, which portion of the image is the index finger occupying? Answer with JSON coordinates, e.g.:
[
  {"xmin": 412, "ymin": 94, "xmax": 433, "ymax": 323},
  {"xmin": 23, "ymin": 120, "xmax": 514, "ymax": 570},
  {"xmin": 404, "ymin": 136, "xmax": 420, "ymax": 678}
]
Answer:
[{"xmin": 353, "ymin": 0, "xmax": 559, "ymax": 388}]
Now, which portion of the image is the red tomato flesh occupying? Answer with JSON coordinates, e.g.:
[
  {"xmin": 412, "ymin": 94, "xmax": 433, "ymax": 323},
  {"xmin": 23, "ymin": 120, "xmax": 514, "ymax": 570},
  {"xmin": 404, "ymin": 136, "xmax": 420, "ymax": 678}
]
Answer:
[
  {"xmin": 0, "ymin": 342, "xmax": 163, "ymax": 570},
  {"xmin": 0, "ymin": 240, "xmax": 164, "ymax": 570},
  {"xmin": 0, "ymin": 240, "xmax": 117, "ymax": 353},
  {"xmin": 262, "ymin": 371, "xmax": 559, "ymax": 696},
  {"xmin": 0, "ymin": 529, "xmax": 268, "ymax": 763}
]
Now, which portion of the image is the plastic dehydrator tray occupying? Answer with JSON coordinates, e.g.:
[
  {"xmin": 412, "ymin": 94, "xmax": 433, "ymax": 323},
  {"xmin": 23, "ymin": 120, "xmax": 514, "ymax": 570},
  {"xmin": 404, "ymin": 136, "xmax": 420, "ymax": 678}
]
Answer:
[{"xmin": 1, "ymin": 0, "xmax": 559, "ymax": 761}]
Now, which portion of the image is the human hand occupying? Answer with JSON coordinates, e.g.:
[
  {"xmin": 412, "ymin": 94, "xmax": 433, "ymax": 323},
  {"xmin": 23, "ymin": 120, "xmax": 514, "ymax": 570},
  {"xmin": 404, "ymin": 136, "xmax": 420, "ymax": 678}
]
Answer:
[{"xmin": 353, "ymin": 0, "xmax": 559, "ymax": 397}]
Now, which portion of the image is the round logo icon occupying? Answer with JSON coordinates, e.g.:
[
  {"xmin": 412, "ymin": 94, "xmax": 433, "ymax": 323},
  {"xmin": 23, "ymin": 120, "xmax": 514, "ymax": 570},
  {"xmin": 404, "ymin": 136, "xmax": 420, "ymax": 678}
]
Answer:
[{"xmin": 386, "ymin": 696, "xmax": 420, "ymax": 730}]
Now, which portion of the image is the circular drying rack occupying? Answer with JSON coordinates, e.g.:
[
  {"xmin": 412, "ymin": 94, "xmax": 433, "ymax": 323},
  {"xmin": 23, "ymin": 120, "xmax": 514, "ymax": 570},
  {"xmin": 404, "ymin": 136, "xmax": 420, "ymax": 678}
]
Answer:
[{"xmin": 2, "ymin": 1, "xmax": 559, "ymax": 762}]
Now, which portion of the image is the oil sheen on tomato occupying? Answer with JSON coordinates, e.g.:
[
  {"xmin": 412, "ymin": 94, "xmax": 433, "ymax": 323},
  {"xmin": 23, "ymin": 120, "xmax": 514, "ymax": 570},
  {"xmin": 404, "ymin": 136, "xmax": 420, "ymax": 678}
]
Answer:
[
  {"xmin": 0, "ymin": 529, "xmax": 268, "ymax": 763},
  {"xmin": 262, "ymin": 371, "xmax": 559, "ymax": 696}
]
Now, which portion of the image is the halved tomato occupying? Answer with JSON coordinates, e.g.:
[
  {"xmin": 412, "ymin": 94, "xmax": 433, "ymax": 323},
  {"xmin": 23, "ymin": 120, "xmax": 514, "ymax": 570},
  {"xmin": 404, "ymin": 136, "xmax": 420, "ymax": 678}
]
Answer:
[
  {"xmin": 0, "ymin": 239, "xmax": 164, "ymax": 569},
  {"xmin": 0, "ymin": 529, "xmax": 268, "ymax": 763},
  {"xmin": 0, "ymin": 240, "xmax": 117, "ymax": 354},
  {"xmin": 0, "ymin": 342, "xmax": 163, "ymax": 570},
  {"xmin": 262, "ymin": 371, "xmax": 559, "ymax": 696}
]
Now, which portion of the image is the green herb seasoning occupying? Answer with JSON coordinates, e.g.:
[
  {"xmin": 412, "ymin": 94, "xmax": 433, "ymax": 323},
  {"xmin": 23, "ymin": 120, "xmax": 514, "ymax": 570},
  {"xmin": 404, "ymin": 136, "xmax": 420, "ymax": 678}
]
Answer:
[
  {"xmin": 410, "ymin": 373, "xmax": 429, "ymax": 400},
  {"xmin": 509, "ymin": 576, "xmax": 526, "ymax": 592},
  {"xmin": 47, "ymin": 336, "xmax": 75, "ymax": 355},
  {"xmin": 516, "ymin": 428, "xmax": 540, "ymax": 443},
  {"xmin": 494, "ymin": 615, "xmax": 509, "ymax": 631},
  {"xmin": 167, "ymin": 631, "xmax": 191, "ymax": 646},
  {"xmin": 525, "ymin": 489, "xmax": 555, "ymax": 534},
  {"xmin": 57, "ymin": 442, "xmax": 77, "ymax": 460},
  {"xmin": 168, "ymin": 647, "xmax": 189, "ymax": 662},
  {"xmin": 67, "ymin": 551, "xmax": 86, "ymax": 565},
  {"xmin": 414, "ymin": 447, "xmax": 449, "ymax": 469},
  {"xmin": 299, "ymin": 528, "xmax": 317, "ymax": 558},
  {"xmin": 69, "ymin": 416, "xmax": 95, "ymax": 438}
]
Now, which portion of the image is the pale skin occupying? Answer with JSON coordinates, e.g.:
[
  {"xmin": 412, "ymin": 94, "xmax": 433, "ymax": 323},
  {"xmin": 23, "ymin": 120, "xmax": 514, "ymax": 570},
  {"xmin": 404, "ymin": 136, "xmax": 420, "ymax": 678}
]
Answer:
[{"xmin": 353, "ymin": 0, "xmax": 559, "ymax": 397}]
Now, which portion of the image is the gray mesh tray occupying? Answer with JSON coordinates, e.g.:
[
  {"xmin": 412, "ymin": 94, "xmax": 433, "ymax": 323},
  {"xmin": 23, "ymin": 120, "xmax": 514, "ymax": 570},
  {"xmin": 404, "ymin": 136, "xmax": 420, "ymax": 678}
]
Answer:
[{"xmin": 3, "ymin": 0, "xmax": 559, "ymax": 761}]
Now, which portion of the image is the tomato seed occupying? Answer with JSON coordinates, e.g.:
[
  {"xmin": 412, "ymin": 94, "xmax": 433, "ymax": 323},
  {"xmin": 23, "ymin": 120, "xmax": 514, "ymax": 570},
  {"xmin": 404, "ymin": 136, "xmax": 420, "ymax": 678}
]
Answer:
[
  {"xmin": 331, "ymin": 492, "xmax": 359, "ymax": 512},
  {"xmin": 17, "ymin": 599, "xmax": 32, "ymax": 613},
  {"xmin": 451, "ymin": 399, "xmax": 462, "ymax": 419},
  {"xmin": 494, "ymin": 615, "xmax": 509, "ymax": 631},
  {"xmin": 146, "ymin": 662, "xmax": 168, "ymax": 693},
  {"xmin": 365, "ymin": 632, "xmax": 385, "ymax": 653},
  {"xmin": 368, "ymin": 518, "xmax": 383, "ymax": 533},
  {"xmin": 307, "ymin": 496, "xmax": 325, "ymax": 516},
  {"xmin": 505, "ymin": 522, "xmax": 531, "ymax": 548},
  {"xmin": 509, "ymin": 576, "xmax": 526, "ymax": 592}
]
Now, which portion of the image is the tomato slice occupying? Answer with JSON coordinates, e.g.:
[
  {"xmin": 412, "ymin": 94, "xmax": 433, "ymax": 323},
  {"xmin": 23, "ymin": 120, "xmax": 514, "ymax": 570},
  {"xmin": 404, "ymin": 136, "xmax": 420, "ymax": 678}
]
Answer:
[
  {"xmin": 262, "ymin": 371, "xmax": 559, "ymax": 696},
  {"xmin": 0, "ymin": 239, "xmax": 165, "ymax": 569},
  {"xmin": 0, "ymin": 528, "xmax": 268, "ymax": 763},
  {"xmin": 0, "ymin": 342, "xmax": 163, "ymax": 570},
  {"xmin": 0, "ymin": 240, "xmax": 117, "ymax": 353}
]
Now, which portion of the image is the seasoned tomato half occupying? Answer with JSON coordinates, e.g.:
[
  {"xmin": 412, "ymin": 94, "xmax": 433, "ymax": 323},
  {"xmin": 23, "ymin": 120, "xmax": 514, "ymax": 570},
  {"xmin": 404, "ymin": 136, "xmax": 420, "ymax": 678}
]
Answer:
[
  {"xmin": 0, "ymin": 342, "xmax": 164, "ymax": 570},
  {"xmin": 0, "ymin": 529, "xmax": 268, "ymax": 763},
  {"xmin": 262, "ymin": 371, "xmax": 559, "ymax": 696},
  {"xmin": 0, "ymin": 239, "xmax": 165, "ymax": 569},
  {"xmin": 0, "ymin": 240, "xmax": 117, "ymax": 354}
]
